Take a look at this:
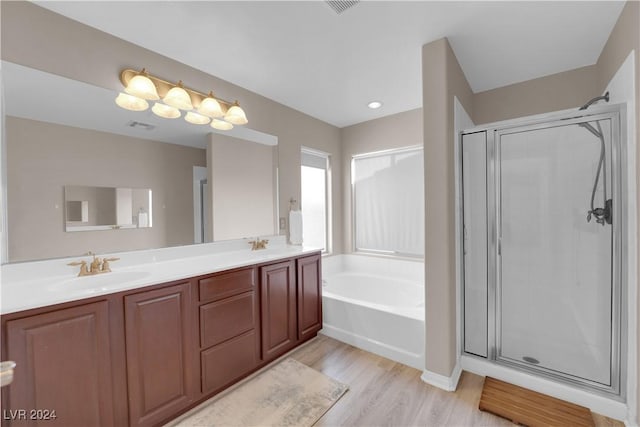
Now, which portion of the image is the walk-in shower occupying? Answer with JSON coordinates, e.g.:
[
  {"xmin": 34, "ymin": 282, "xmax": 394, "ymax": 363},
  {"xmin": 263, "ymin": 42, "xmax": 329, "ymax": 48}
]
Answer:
[{"xmin": 460, "ymin": 100, "xmax": 626, "ymax": 398}]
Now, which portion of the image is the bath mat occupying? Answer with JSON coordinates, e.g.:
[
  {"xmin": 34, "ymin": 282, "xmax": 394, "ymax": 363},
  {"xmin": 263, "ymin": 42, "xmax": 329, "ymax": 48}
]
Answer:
[
  {"xmin": 169, "ymin": 358, "xmax": 348, "ymax": 427},
  {"xmin": 479, "ymin": 376, "xmax": 594, "ymax": 426}
]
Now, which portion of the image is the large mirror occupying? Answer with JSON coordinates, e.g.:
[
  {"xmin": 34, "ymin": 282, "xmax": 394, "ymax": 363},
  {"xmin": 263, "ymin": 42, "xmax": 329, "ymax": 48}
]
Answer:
[{"xmin": 2, "ymin": 61, "xmax": 279, "ymax": 263}]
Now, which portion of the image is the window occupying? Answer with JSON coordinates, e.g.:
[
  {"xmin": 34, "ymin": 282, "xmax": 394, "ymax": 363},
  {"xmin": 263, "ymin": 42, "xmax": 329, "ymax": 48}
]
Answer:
[
  {"xmin": 352, "ymin": 146, "xmax": 424, "ymax": 257},
  {"xmin": 301, "ymin": 148, "xmax": 330, "ymax": 252}
]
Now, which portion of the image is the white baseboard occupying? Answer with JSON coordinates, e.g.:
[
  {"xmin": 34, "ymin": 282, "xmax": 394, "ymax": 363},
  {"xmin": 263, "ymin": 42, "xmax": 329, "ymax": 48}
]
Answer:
[
  {"xmin": 420, "ymin": 362, "xmax": 462, "ymax": 392},
  {"xmin": 319, "ymin": 326, "xmax": 424, "ymax": 370}
]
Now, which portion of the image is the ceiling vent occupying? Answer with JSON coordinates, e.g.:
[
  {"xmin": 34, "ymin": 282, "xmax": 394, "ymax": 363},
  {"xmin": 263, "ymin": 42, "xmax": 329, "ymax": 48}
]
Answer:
[
  {"xmin": 127, "ymin": 121, "xmax": 155, "ymax": 131},
  {"xmin": 325, "ymin": 1, "xmax": 359, "ymax": 15}
]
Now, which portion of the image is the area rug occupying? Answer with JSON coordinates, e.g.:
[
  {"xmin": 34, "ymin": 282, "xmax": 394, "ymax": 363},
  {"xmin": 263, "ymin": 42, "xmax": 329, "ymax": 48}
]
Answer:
[{"xmin": 171, "ymin": 358, "xmax": 348, "ymax": 427}]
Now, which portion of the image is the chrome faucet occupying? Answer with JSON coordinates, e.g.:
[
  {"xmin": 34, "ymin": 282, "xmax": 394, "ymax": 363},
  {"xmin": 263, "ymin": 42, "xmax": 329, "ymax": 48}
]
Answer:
[
  {"xmin": 248, "ymin": 238, "xmax": 269, "ymax": 250},
  {"xmin": 67, "ymin": 251, "xmax": 120, "ymax": 277}
]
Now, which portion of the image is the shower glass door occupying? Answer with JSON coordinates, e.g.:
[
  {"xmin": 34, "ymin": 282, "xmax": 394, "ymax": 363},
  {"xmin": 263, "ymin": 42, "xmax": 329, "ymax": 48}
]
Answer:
[{"xmin": 497, "ymin": 116, "xmax": 617, "ymax": 389}]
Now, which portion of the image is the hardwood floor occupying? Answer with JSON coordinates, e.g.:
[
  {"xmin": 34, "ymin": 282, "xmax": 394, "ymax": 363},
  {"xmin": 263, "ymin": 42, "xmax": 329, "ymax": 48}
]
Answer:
[{"xmin": 289, "ymin": 335, "xmax": 623, "ymax": 427}]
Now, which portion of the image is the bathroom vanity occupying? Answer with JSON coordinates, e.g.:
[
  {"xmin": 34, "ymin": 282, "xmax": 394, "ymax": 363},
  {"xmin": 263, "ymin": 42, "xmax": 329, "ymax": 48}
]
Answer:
[{"xmin": 0, "ymin": 245, "xmax": 322, "ymax": 427}]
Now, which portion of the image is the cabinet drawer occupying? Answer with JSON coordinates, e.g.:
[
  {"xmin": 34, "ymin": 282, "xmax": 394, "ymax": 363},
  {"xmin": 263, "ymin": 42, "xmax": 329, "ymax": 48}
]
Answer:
[
  {"xmin": 199, "ymin": 267, "xmax": 256, "ymax": 303},
  {"xmin": 200, "ymin": 291, "xmax": 256, "ymax": 348},
  {"xmin": 201, "ymin": 330, "xmax": 258, "ymax": 394}
]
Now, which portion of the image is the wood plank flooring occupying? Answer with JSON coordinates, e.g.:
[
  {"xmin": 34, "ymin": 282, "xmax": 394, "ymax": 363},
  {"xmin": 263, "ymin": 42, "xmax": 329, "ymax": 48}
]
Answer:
[{"xmin": 289, "ymin": 335, "xmax": 623, "ymax": 427}]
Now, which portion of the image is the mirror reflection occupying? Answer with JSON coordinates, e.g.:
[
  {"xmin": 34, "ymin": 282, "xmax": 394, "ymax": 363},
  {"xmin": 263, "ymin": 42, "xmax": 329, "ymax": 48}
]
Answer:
[
  {"xmin": 2, "ymin": 61, "xmax": 279, "ymax": 263},
  {"xmin": 64, "ymin": 185, "xmax": 152, "ymax": 232}
]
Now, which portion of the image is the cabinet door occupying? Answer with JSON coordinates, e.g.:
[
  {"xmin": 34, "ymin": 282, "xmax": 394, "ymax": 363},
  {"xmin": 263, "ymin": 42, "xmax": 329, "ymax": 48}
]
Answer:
[
  {"xmin": 124, "ymin": 282, "xmax": 195, "ymax": 427},
  {"xmin": 296, "ymin": 254, "xmax": 322, "ymax": 341},
  {"xmin": 5, "ymin": 301, "xmax": 114, "ymax": 427},
  {"xmin": 260, "ymin": 261, "xmax": 296, "ymax": 361}
]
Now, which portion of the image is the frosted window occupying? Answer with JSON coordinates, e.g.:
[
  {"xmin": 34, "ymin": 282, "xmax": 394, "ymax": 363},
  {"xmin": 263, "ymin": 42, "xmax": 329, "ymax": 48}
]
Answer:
[
  {"xmin": 301, "ymin": 150, "xmax": 329, "ymax": 251},
  {"xmin": 353, "ymin": 147, "xmax": 424, "ymax": 256}
]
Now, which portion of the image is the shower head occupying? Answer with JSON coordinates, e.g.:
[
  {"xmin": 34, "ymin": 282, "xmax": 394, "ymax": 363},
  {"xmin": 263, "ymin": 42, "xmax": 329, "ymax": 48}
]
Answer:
[
  {"xmin": 577, "ymin": 91, "xmax": 609, "ymax": 138},
  {"xmin": 579, "ymin": 91, "xmax": 609, "ymax": 110}
]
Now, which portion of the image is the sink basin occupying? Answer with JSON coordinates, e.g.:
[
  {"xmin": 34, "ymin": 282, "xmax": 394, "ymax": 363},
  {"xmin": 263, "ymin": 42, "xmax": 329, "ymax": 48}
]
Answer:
[{"xmin": 48, "ymin": 271, "xmax": 151, "ymax": 293}]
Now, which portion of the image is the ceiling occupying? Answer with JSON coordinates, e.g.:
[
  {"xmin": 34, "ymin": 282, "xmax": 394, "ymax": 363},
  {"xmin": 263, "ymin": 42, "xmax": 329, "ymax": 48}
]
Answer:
[{"xmin": 34, "ymin": 1, "xmax": 625, "ymax": 128}]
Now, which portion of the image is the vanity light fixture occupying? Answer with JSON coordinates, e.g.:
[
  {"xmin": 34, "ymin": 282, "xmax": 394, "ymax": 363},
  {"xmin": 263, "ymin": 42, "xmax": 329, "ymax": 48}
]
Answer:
[
  {"xmin": 152, "ymin": 102, "xmax": 181, "ymax": 119},
  {"xmin": 115, "ymin": 68, "xmax": 248, "ymax": 131}
]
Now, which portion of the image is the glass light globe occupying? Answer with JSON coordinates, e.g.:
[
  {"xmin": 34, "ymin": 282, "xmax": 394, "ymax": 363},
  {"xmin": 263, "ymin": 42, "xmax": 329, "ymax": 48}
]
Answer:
[
  {"xmin": 210, "ymin": 119, "xmax": 233, "ymax": 130},
  {"xmin": 152, "ymin": 102, "xmax": 181, "ymax": 119},
  {"xmin": 124, "ymin": 74, "xmax": 160, "ymax": 100},
  {"xmin": 224, "ymin": 102, "xmax": 248, "ymax": 125},
  {"xmin": 198, "ymin": 96, "xmax": 223, "ymax": 118},
  {"xmin": 163, "ymin": 83, "xmax": 193, "ymax": 110},
  {"xmin": 115, "ymin": 93, "xmax": 149, "ymax": 111},
  {"xmin": 185, "ymin": 112, "xmax": 211, "ymax": 125}
]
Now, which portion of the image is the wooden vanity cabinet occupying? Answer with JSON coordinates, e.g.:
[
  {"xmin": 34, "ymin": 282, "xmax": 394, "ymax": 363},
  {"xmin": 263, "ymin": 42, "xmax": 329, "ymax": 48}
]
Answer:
[
  {"xmin": 0, "ymin": 251, "xmax": 322, "ymax": 427},
  {"xmin": 123, "ymin": 281, "xmax": 196, "ymax": 427},
  {"xmin": 4, "ymin": 301, "xmax": 115, "ymax": 427}
]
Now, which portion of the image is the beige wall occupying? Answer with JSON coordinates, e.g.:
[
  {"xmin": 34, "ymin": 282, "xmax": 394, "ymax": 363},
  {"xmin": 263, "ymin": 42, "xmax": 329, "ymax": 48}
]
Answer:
[
  {"xmin": 6, "ymin": 116, "xmax": 205, "ymax": 262},
  {"xmin": 340, "ymin": 108, "xmax": 423, "ymax": 252},
  {"xmin": 474, "ymin": 65, "xmax": 599, "ymax": 125},
  {"xmin": 0, "ymin": 1, "xmax": 343, "ymax": 256},
  {"xmin": 422, "ymin": 38, "xmax": 474, "ymax": 377},
  {"xmin": 208, "ymin": 134, "xmax": 277, "ymax": 241},
  {"xmin": 596, "ymin": 1, "xmax": 639, "ymax": 94}
]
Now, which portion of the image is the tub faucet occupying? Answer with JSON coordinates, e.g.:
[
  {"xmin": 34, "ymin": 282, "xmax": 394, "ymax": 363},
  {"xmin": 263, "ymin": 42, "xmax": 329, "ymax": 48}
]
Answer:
[{"xmin": 249, "ymin": 238, "xmax": 269, "ymax": 250}]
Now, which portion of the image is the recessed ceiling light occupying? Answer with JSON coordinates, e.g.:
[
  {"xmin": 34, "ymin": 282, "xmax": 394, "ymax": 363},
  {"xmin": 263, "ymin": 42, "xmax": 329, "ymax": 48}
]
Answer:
[{"xmin": 367, "ymin": 101, "xmax": 382, "ymax": 109}]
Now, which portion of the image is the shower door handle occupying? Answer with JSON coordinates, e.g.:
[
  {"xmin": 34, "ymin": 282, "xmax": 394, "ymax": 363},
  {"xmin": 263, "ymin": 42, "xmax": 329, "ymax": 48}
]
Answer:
[
  {"xmin": 463, "ymin": 225, "xmax": 468, "ymax": 255},
  {"xmin": 498, "ymin": 238, "xmax": 502, "ymax": 256}
]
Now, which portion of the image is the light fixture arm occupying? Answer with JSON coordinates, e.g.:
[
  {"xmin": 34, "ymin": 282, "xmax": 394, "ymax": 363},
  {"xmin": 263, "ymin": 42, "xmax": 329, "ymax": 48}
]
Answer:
[{"xmin": 119, "ymin": 68, "xmax": 237, "ymax": 111}]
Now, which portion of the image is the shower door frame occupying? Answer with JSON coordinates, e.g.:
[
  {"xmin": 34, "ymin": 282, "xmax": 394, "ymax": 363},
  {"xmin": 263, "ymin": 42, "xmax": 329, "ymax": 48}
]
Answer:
[{"xmin": 461, "ymin": 103, "xmax": 628, "ymax": 399}]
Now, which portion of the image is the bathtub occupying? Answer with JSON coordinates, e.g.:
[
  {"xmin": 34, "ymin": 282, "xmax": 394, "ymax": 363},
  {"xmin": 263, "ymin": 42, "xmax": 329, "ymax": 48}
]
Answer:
[{"xmin": 321, "ymin": 254, "xmax": 425, "ymax": 370}]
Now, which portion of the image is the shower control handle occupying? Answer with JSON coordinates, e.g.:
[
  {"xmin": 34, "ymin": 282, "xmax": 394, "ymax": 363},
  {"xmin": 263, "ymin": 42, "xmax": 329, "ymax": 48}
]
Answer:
[
  {"xmin": 605, "ymin": 198, "xmax": 613, "ymax": 225},
  {"xmin": 587, "ymin": 199, "xmax": 612, "ymax": 226}
]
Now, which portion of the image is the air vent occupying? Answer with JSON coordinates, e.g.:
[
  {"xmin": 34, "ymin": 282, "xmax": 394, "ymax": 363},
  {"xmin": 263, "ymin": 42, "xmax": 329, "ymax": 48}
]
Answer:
[
  {"xmin": 127, "ymin": 121, "xmax": 155, "ymax": 131},
  {"xmin": 325, "ymin": 0, "xmax": 359, "ymax": 14}
]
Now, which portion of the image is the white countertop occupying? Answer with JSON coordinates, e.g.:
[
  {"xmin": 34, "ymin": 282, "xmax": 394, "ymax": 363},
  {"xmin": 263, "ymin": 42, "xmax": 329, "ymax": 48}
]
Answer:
[{"xmin": 1, "ymin": 237, "xmax": 320, "ymax": 315}]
